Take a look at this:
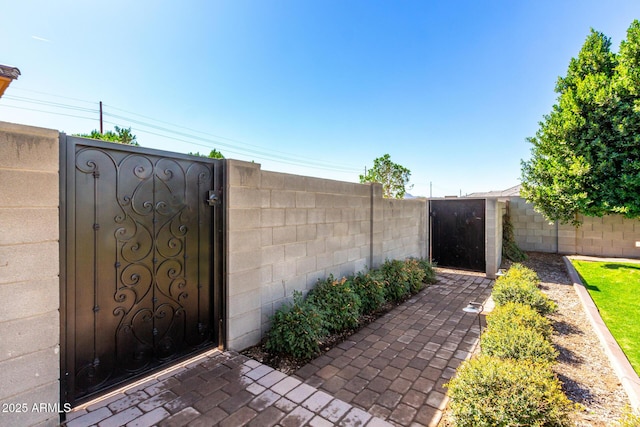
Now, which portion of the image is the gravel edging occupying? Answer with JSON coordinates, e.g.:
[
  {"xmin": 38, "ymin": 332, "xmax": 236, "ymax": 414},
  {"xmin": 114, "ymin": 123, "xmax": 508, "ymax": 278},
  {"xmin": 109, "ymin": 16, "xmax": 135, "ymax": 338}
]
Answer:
[{"xmin": 563, "ymin": 255, "xmax": 640, "ymax": 411}]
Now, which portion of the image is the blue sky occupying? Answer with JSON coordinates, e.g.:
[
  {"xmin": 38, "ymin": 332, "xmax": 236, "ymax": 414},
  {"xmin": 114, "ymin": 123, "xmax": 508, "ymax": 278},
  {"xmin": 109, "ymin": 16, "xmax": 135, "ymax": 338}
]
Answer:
[{"xmin": 2, "ymin": 1, "xmax": 639, "ymax": 197}]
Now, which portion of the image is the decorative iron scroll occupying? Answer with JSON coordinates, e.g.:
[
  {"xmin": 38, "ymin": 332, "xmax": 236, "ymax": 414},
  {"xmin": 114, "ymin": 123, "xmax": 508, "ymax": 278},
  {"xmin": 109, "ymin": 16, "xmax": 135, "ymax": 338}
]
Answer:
[{"xmin": 72, "ymin": 146, "xmax": 213, "ymax": 398}]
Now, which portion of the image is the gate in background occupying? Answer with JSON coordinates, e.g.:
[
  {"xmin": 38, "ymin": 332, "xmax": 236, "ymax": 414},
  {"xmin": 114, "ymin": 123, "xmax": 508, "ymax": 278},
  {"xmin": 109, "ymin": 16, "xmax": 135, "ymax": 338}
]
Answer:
[
  {"xmin": 60, "ymin": 135, "xmax": 224, "ymax": 406},
  {"xmin": 430, "ymin": 199, "xmax": 485, "ymax": 271}
]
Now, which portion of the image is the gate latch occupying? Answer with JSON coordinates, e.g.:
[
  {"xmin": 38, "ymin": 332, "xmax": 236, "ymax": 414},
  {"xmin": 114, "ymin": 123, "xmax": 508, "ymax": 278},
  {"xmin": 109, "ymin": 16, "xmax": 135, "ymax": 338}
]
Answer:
[{"xmin": 207, "ymin": 190, "xmax": 221, "ymax": 207}]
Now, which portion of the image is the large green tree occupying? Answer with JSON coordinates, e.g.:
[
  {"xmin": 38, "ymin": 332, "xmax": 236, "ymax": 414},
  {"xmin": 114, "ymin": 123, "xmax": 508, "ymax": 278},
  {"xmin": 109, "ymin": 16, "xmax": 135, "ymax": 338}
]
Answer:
[
  {"xmin": 521, "ymin": 21, "xmax": 640, "ymax": 225},
  {"xmin": 360, "ymin": 154, "xmax": 412, "ymax": 199},
  {"xmin": 75, "ymin": 126, "xmax": 139, "ymax": 146}
]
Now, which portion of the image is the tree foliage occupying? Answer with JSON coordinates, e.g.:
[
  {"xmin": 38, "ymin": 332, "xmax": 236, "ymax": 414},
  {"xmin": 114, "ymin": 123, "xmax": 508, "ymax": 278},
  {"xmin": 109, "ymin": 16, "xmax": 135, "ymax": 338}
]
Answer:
[
  {"xmin": 359, "ymin": 154, "xmax": 412, "ymax": 199},
  {"xmin": 521, "ymin": 20, "xmax": 640, "ymax": 224},
  {"xmin": 75, "ymin": 126, "xmax": 139, "ymax": 146},
  {"xmin": 188, "ymin": 149, "xmax": 225, "ymax": 159}
]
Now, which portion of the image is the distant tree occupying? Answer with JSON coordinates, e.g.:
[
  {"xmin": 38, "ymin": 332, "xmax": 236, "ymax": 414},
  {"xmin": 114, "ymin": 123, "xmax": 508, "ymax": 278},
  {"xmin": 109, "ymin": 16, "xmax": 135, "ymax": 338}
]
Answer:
[
  {"xmin": 75, "ymin": 126, "xmax": 139, "ymax": 146},
  {"xmin": 521, "ymin": 20, "xmax": 640, "ymax": 225},
  {"xmin": 360, "ymin": 154, "xmax": 412, "ymax": 199},
  {"xmin": 188, "ymin": 149, "xmax": 225, "ymax": 159}
]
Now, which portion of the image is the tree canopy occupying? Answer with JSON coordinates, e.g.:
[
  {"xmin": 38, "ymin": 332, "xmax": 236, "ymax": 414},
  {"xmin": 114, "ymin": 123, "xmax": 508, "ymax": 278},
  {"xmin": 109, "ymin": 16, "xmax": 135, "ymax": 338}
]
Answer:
[
  {"xmin": 75, "ymin": 126, "xmax": 139, "ymax": 146},
  {"xmin": 522, "ymin": 20, "xmax": 640, "ymax": 224},
  {"xmin": 521, "ymin": 20, "xmax": 640, "ymax": 225},
  {"xmin": 188, "ymin": 149, "xmax": 225, "ymax": 159},
  {"xmin": 359, "ymin": 154, "xmax": 412, "ymax": 199}
]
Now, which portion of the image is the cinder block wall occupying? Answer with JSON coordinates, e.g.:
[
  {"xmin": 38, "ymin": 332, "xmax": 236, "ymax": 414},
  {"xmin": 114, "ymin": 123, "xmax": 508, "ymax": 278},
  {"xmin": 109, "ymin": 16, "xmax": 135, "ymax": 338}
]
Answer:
[
  {"xmin": 381, "ymin": 198, "xmax": 428, "ymax": 262},
  {"xmin": 510, "ymin": 197, "xmax": 558, "ymax": 253},
  {"xmin": 510, "ymin": 196, "xmax": 640, "ymax": 258},
  {"xmin": 0, "ymin": 122, "xmax": 60, "ymax": 427},
  {"xmin": 225, "ymin": 160, "xmax": 428, "ymax": 350},
  {"xmin": 571, "ymin": 214, "xmax": 640, "ymax": 258}
]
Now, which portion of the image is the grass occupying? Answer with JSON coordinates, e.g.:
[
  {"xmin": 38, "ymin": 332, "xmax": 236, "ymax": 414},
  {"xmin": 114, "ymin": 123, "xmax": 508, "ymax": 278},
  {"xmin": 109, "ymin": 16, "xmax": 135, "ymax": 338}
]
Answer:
[{"xmin": 571, "ymin": 260, "xmax": 640, "ymax": 375}]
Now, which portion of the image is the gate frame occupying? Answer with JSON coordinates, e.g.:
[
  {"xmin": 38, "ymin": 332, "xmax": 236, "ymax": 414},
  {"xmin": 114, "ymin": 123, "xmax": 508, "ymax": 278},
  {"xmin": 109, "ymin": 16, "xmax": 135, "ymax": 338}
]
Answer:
[
  {"xmin": 427, "ymin": 197, "xmax": 504, "ymax": 279},
  {"xmin": 59, "ymin": 134, "xmax": 227, "ymax": 408}
]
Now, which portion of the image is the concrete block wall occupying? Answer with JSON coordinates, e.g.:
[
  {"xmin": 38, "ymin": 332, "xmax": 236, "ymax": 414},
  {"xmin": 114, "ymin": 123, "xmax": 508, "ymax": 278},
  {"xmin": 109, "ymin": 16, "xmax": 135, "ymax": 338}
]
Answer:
[
  {"xmin": 380, "ymin": 198, "xmax": 428, "ymax": 262},
  {"xmin": 225, "ymin": 160, "xmax": 428, "ymax": 350},
  {"xmin": 510, "ymin": 196, "xmax": 640, "ymax": 258},
  {"xmin": 0, "ymin": 122, "xmax": 60, "ymax": 427},
  {"xmin": 510, "ymin": 197, "xmax": 558, "ymax": 252},
  {"xmin": 572, "ymin": 214, "xmax": 640, "ymax": 258}
]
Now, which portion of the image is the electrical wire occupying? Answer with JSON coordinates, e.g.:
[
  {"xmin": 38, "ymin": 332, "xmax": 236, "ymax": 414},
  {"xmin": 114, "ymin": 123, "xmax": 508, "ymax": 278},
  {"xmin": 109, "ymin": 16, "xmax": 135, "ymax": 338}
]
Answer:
[{"xmin": 0, "ymin": 90, "xmax": 362, "ymax": 174}]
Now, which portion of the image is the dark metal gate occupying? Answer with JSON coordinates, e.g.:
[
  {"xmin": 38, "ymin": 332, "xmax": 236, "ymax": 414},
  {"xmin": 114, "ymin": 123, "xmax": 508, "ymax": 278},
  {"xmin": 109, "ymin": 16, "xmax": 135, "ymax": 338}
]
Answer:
[
  {"xmin": 60, "ymin": 135, "xmax": 224, "ymax": 406},
  {"xmin": 430, "ymin": 199, "xmax": 485, "ymax": 271}
]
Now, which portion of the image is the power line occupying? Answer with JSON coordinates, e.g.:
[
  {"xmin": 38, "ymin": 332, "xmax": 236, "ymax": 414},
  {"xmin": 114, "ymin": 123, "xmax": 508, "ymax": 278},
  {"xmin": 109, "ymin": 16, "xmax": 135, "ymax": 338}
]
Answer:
[
  {"xmin": 0, "ymin": 103, "xmax": 98, "ymax": 122},
  {"xmin": 1, "ymin": 90, "xmax": 362, "ymax": 174}
]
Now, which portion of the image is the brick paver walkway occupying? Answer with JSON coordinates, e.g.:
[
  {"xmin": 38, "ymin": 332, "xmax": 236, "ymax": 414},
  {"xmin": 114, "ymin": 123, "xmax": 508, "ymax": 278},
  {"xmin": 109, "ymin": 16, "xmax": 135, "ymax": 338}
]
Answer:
[{"xmin": 62, "ymin": 270, "xmax": 492, "ymax": 427}]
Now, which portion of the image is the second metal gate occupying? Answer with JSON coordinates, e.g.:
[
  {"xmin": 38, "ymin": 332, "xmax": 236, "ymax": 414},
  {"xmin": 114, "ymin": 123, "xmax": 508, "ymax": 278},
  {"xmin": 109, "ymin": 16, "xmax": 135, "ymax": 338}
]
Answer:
[
  {"xmin": 430, "ymin": 198, "xmax": 485, "ymax": 271},
  {"xmin": 60, "ymin": 135, "xmax": 224, "ymax": 406}
]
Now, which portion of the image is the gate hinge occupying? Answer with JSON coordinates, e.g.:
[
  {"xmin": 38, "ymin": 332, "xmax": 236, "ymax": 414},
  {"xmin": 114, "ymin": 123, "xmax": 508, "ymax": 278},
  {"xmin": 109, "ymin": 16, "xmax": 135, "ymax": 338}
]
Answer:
[{"xmin": 207, "ymin": 189, "xmax": 221, "ymax": 207}]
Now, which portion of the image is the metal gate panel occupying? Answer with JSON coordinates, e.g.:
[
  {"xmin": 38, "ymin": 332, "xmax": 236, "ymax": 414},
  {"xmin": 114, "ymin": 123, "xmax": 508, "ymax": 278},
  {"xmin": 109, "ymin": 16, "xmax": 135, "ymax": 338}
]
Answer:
[
  {"xmin": 60, "ymin": 136, "xmax": 223, "ymax": 406},
  {"xmin": 430, "ymin": 199, "xmax": 485, "ymax": 271}
]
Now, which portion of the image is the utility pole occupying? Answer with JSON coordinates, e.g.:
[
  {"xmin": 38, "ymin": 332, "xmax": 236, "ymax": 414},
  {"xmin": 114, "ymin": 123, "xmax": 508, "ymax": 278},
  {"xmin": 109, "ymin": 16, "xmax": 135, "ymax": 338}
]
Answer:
[
  {"xmin": 430, "ymin": 182, "xmax": 432, "ymax": 198},
  {"xmin": 99, "ymin": 101, "xmax": 103, "ymax": 134}
]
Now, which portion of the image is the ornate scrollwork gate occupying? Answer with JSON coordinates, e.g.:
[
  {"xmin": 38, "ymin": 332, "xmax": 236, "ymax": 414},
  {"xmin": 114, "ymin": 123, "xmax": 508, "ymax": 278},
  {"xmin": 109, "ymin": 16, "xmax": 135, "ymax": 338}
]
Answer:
[{"xmin": 60, "ymin": 135, "xmax": 224, "ymax": 406}]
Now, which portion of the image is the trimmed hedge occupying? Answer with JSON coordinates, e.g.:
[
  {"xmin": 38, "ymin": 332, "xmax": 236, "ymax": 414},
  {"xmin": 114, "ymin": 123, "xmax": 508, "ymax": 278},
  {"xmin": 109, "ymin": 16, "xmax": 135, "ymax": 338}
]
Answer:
[
  {"xmin": 487, "ymin": 302, "xmax": 553, "ymax": 339},
  {"xmin": 265, "ymin": 258, "xmax": 436, "ymax": 360},
  {"xmin": 265, "ymin": 291, "xmax": 323, "ymax": 360},
  {"xmin": 446, "ymin": 355, "xmax": 573, "ymax": 427},
  {"xmin": 307, "ymin": 275, "xmax": 362, "ymax": 333},
  {"xmin": 480, "ymin": 320, "xmax": 558, "ymax": 364},
  {"xmin": 351, "ymin": 270, "xmax": 386, "ymax": 315},
  {"xmin": 492, "ymin": 263, "xmax": 557, "ymax": 315},
  {"xmin": 446, "ymin": 263, "xmax": 573, "ymax": 426}
]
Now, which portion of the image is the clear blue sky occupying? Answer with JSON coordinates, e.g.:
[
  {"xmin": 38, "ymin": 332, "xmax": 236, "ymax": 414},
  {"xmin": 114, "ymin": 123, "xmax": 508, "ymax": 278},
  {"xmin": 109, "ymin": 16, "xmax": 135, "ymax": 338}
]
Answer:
[{"xmin": 2, "ymin": 1, "xmax": 639, "ymax": 197}]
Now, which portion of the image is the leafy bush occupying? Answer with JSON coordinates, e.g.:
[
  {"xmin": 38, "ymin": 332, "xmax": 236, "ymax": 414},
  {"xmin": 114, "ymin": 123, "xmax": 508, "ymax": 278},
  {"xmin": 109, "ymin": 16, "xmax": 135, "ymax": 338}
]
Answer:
[
  {"xmin": 378, "ymin": 258, "xmax": 429, "ymax": 301},
  {"xmin": 493, "ymin": 264, "xmax": 557, "ymax": 315},
  {"xmin": 445, "ymin": 355, "xmax": 573, "ymax": 427},
  {"xmin": 487, "ymin": 302, "xmax": 553, "ymax": 339},
  {"xmin": 480, "ymin": 320, "xmax": 558, "ymax": 365},
  {"xmin": 417, "ymin": 258, "xmax": 437, "ymax": 285},
  {"xmin": 403, "ymin": 258, "xmax": 427, "ymax": 293},
  {"xmin": 501, "ymin": 263, "xmax": 540, "ymax": 284},
  {"xmin": 307, "ymin": 275, "xmax": 362, "ymax": 333},
  {"xmin": 379, "ymin": 259, "xmax": 412, "ymax": 302},
  {"xmin": 266, "ymin": 291, "xmax": 324, "ymax": 360},
  {"xmin": 351, "ymin": 270, "xmax": 386, "ymax": 314}
]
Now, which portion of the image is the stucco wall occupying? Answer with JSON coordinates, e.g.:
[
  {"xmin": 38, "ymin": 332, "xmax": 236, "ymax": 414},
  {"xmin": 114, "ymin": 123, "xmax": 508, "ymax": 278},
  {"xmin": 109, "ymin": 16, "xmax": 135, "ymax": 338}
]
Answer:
[
  {"xmin": 510, "ymin": 196, "xmax": 640, "ymax": 258},
  {"xmin": 225, "ymin": 160, "xmax": 429, "ymax": 350},
  {"xmin": 0, "ymin": 122, "xmax": 60, "ymax": 427}
]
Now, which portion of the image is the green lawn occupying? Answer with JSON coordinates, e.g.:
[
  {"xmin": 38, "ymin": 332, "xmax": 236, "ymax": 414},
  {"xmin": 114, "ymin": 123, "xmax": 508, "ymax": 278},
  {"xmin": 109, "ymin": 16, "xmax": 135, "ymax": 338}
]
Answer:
[{"xmin": 571, "ymin": 260, "xmax": 640, "ymax": 375}]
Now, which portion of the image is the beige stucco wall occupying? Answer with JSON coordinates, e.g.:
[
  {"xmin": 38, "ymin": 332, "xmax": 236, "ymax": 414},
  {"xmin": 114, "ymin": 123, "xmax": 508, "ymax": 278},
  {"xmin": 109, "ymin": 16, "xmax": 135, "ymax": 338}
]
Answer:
[
  {"xmin": 225, "ymin": 160, "xmax": 429, "ymax": 350},
  {"xmin": 0, "ymin": 122, "xmax": 60, "ymax": 427},
  {"xmin": 510, "ymin": 196, "xmax": 640, "ymax": 258}
]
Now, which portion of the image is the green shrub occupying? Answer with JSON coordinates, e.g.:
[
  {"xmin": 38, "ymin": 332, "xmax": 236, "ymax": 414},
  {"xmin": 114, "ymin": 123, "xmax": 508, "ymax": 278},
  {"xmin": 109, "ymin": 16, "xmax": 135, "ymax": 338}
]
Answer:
[
  {"xmin": 487, "ymin": 302, "xmax": 553, "ymax": 339},
  {"xmin": 403, "ymin": 258, "xmax": 427, "ymax": 293},
  {"xmin": 480, "ymin": 320, "xmax": 558, "ymax": 365},
  {"xmin": 379, "ymin": 259, "xmax": 412, "ymax": 302},
  {"xmin": 307, "ymin": 275, "xmax": 362, "ymax": 333},
  {"xmin": 502, "ymin": 263, "xmax": 540, "ymax": 284},
  {"xmin": 445, "ymin": 355, "xmax": 573, "ymax": 427},
  {"xmin": 492, "ymin": 265, "xmax": 557, "ymax": 315},
  {"xmin": 417, "ymin": 258, "xmax": 437, "ymax": 285},
  {"xmin": 266, "ymin": 291, "xmax": 323, "ymax": 360},
  {"xmin": 351, "ymin": 270, "xmax": 386, "ymax": 314}
]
